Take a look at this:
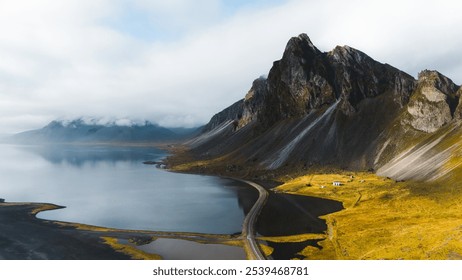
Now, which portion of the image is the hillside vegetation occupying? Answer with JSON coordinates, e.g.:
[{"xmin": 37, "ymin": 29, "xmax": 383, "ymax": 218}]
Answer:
[{"xmin": 276, "ymin": 172, "xmax": 462, "ymax": 259}]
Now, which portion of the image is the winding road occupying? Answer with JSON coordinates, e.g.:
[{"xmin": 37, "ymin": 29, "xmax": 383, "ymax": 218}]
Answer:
[{"xmin": 238, "ymin": 179, "xmax": 269, "ymax": 260}]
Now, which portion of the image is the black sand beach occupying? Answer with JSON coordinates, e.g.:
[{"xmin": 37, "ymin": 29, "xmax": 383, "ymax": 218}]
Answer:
[{"xmin": 0, "ymin": 202, "xmax": 131, "ymax": 260}]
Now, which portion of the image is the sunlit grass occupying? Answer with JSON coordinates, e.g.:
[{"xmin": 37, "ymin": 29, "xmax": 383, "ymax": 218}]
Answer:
[
  {"xmin": 258, "ymin": 243, "xmax": 274, "ymax": 257},
  {"xmin": 276, "ymin": 172, "xmax": 462, "ymax": 259},
  {"xmin": 101, "ymin": 237, "xmax": 162, "ymax": 260},
  {"xmin": 30, "ymin": 203, "xmax": 62, "ymax": 215},
  {"xmin": 221, "ymin": 239, "xmax": 243, "ymax": 247},
  {"xmin": 257, "ymin": 233, "xmax": 326, "ymax": 243}
]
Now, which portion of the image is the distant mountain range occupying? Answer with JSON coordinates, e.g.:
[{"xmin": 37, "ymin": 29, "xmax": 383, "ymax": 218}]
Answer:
[
  {"xmin": 185, "ymin": 33, "xmax": 462, "ymax": 183},
  {"xmin": 9, "ymin": 118, "xmax": 200, "ymax": 144}
]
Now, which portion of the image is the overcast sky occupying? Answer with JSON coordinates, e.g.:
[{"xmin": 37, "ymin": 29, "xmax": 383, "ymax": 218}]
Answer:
[{"xmin": 0, "ymin": 0, "xmax": 461, "ymax": 134}]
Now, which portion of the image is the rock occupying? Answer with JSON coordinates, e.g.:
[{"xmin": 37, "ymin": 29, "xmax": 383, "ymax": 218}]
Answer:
[
  {"xmin": 187, "ymin": 34, "xmax": 460, "ymax": 173},
  {"xmin": 327, "ymin": 45, "xmax": 415, "ymax": 109},
  {"xmin": 202, "ymin": 99, "xmax": 244, "ymax": 132},
  {"xmin": 215, "ymin": 33, "xmax": 415, "ymax": 132},
  {"xmin": 453, "ymin": 86, "xmax": 462, "ymax": 119},
  {"xmin": 259, "ymin": 33, "xmax": 335, "ymax": 128},
  {"xmin": 238, "ymin": 77, "xmax": 267, "ymax": 129},
  {"xmin": 402, "ymin": 70, "xmax": 457, "ymax": 133}
]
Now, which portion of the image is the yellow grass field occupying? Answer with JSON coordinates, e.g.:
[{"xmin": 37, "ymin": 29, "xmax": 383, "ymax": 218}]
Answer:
[{"xmin": 275, "ymin": 172, "xmax": 462, "ymax": 259}]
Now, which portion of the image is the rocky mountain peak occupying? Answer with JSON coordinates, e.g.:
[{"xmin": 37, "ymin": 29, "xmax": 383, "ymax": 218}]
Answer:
[
  {"xmin": 417, "ymin": 70, "xmax": 459, "ymax": 95},
  {"xmin": 218, "ymin": 35, "xmax": 416, "ymax": 131},
  {"xmin": 190, "ymin": 33, "xmax": 462, "ymax": 175},
  {"xmin": 244, "ymin": 76, "xmax": 267, "ymax": 101},
  {"xmin": 327, "ymin": 44, "xmax": 415, "ymax": 109},
  {"xmin": 403, "ymin": 70, "xmax": 460, "ymax": 133},
  {"xmin": 238, "ymin": 77, "xmax": 268, "ymax": 129},
  {"xmin": 329, "ymin": 45, "xmax": 369, "ymax": 65},
  {"xmin": 283, "ymin": 33, "xmax": 320, "ymax": 57},
  {"xmin": 254, "ymin": 34, "xmax": 335, "ymax": 129}
]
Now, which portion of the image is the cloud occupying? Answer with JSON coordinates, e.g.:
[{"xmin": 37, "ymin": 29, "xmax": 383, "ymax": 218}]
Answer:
[{"xmin": 0, "ymin": 0, "xmax": 462, "ymax": 134}]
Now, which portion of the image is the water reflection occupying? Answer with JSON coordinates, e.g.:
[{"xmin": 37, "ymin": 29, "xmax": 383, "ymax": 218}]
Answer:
[
  {"xmin": 0, "ymin": 144, "xmax": 257, "ymax": 234},
  {"xmin": 256, "ymin": 182, "xmax": 343, "ymax": 260},
  {"xmin": 257, "ymin": 192, "xmax": 343, "ymax": 236},
  {"xmin": 18, "ymin": 144, "xmax": 162, "ymax": 167},
  {"xmin": 1, "ymin": 144, "xmax": 343, "ymax": 259},
  {"xmin": 132, "ymin": 238, "xmax": 246, "ymax": 260}
]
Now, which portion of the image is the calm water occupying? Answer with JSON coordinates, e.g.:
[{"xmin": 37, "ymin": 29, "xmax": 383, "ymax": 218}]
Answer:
[
  {"xmin": 0, "ymin": 144, "xmax": 257, "ymax": 234},
  {"xmin": 128, "ymin": 238, "xmax": 246, "ymax": 260},
  {"xmin": 0, "ymin": 143, "xmax": 344, "ymax": 259}
]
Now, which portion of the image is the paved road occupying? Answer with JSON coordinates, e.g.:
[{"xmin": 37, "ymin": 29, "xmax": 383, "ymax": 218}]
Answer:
[{"xmin": 238, "ymin": 179, "xmax": 269, "ymax": 260}]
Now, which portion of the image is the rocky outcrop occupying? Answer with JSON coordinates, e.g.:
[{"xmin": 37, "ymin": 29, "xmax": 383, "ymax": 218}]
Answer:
[
  {"xmin": 234, "ymin": 34, "xmax": 415, "ymax": 130},
  {"xmin": 453, "ymin": 86, "xmax": 462, "ymax": 119},
  {"xmin": 327, "ymin": 46, "xmax": 416, "ymax": 109},
  {"xmin": 238, "ymin": 77, "xmax": 267, "ymax": 128},
  {"xmin": 258, "ymin": 34, "xmax": 335, "ymax": 128},
  {"xmin": 402, "ymin": 70, "xmax": 458, "ymax": 133},
  {"xmin": 202, "ymin": 99, "xmax": 243, "ymax": 132}
]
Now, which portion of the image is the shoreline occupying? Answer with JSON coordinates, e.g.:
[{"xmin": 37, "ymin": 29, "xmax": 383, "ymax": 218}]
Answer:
[
  {"xmin": 0, "ymin": 143, "xmax": 344, "ymax": 260},
  {"xmin": 163, "ymin": 152, "xmax": 352, "ymax": 260},
  {"xmin": 0, "ymin": 201, "xmax": 244, "ymax": 260},
  {"xmin": 0, "ymin": 202, "xmax": 130, "ymax": 260},
  {"xmin": 234, "ymin": 179, "xmax": 269, "ymax": 260}
]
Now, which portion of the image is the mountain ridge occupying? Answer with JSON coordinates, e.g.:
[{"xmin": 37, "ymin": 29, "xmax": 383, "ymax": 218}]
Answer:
[
  {"xmin": 182, "ymin": 33, "xmax": 462, "ymax": 183},
  {"xmin": 9, "ymin": 118, "xmax": 199, "ymax": 144}
]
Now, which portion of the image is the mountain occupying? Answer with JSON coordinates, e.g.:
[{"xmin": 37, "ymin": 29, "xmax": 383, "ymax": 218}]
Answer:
[
  {"xmin": 10, "ymin": 118, "xmax": 193, "ymax": 144},
  {"xmin": 184, "ymin": 34, "xmax": 462, "ymax": 183}
]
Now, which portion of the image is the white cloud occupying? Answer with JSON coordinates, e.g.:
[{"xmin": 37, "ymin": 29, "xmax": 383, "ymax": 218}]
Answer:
[
  {"xmin": 131, "ymin": 0, "xmax": 222, "ymax": 31},
  {"xmin": 0, "ymin": 0, "xmax": 461, "ymax": 134}
]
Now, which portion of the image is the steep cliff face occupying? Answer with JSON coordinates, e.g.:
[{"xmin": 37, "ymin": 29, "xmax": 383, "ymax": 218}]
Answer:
[
  {"xmin": 402, "ymin": 70, "xmax": 458, "ymax": 133},
  {"xmin": 238, "ymin": 77, "xmax": 267, "ymax": 128},
  {"xmin": 327, "ymin": 46, "xmax": 415, "ymax": 110},
  {"xmin": 188, "ymin": 34, "xmax": 461, "ymax": 180},
  {"xmin": 202, "ymin": 99, "xmax": 243, "ymax": 132},
  {"xmin": 257, "ymin": 34, "xmax": 335, "ymax": 129},
  {"xmin": 236, "ymin": 34, "xmax": 415, "ymax": 131},
  {"xmin": 374, "ymin": 71, "xmax": 461, "ymax": 181},
  {"xmin": 452, "ymin": 86, "xmax": 462, "ymax": 119}
]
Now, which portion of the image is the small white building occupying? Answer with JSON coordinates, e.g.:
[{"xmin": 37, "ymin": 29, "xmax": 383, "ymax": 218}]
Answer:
[{"xmin": 332, "ymin": 181, "xmax": 342, "ymax": 186}]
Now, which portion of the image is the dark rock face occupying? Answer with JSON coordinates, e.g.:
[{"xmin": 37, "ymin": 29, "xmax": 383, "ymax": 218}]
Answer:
[
  {"xmin": 259, "ymin": 34, "xmax": 335, "ymax": 128},
  {"xmin": 202, "ymin": 99, "xmax": 244, "ymax": 132},
  {"xmin": 327, "ymin": 46, "xmax": 416, "ymax": 109},
  {"xmin": 454, "ymin": 86, "xmax": 462, "ymax": 119},
  {"xmin": 237, "ymin": 34, "xmax": 415, "ymax": 131},
  {"xmin": 238, "ymin": 77, "xmax": 267, "ymax": 128},
  {"xmin": 190, "ymin": 34, "xmax": 460, "ymax": 171}
]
